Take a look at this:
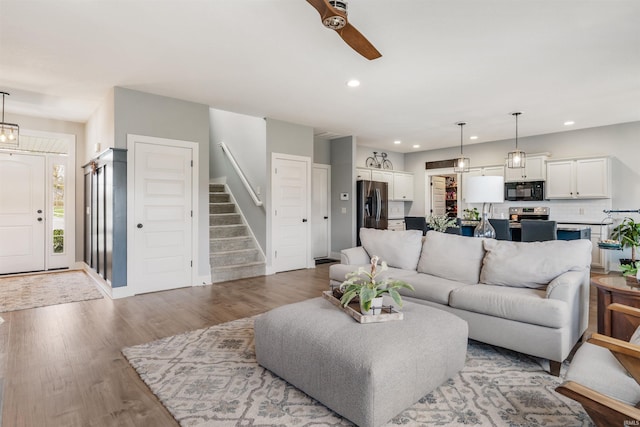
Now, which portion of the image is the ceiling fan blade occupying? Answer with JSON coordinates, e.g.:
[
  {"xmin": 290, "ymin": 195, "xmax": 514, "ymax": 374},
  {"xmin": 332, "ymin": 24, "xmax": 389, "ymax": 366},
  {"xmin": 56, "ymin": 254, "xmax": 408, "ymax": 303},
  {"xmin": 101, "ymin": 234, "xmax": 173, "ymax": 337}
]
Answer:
[
  {"xmin": 306, "ymin": 0, "xmax": 335, "ymax": 22},
  {"xmin": 337, "ymin": 22, "xmax": 382, "ymax": 60}
]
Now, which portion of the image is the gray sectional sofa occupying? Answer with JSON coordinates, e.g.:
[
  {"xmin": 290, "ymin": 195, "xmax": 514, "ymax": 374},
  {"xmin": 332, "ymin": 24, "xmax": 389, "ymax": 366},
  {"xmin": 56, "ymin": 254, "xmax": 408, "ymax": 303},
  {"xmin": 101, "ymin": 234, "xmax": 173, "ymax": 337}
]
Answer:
[{"xmin": 329, "ymin": 228, "xmax": 593, "ymax": 375}]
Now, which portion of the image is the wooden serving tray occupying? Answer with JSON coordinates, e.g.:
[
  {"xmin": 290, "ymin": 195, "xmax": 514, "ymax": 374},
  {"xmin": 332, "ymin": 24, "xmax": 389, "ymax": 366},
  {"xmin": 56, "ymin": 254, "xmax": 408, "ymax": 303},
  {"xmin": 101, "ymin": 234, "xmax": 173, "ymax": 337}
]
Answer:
[{"xmin": 322, "ymin": 291, "xmax": 403, "ymax": 324}]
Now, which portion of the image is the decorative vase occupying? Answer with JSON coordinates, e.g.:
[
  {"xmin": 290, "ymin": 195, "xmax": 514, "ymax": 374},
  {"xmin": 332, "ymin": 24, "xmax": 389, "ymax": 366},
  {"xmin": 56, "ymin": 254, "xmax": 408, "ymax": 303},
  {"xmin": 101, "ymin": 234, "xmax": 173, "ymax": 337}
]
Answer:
[{"xmin": 361, "ymin": 296, "xmax": 384, "ymax": 315}]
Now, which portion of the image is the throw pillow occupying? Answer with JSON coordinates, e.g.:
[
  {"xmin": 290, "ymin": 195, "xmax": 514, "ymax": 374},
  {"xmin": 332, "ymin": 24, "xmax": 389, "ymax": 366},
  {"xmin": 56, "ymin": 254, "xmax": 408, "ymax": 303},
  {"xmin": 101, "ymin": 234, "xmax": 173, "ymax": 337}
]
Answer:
[
  {"xmin": 359, "ymin": 228, "xmax": 423, "ymax": 271},
  {"xmin": 417, "ymin": 231, "xmax": 485, "ymax": 285},
  {"xmin": 480, "ymin": 239, "xmax": 592, "ymax": 289}
]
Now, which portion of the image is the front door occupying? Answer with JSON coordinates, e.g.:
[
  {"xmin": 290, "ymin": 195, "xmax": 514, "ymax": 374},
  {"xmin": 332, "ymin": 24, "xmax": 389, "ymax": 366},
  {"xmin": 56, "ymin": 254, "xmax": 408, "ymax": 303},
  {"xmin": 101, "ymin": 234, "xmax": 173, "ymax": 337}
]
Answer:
[
  {"xmin": 132, "ymin": 140, "xmax": 193, "ymax": 294},
  {"xmin": 0, "ymin": 153, "xmax": 45, "ymax": 274},
  {"xmin": 272, "ymin": 154, "xmax": 310, "ymax": 272}
]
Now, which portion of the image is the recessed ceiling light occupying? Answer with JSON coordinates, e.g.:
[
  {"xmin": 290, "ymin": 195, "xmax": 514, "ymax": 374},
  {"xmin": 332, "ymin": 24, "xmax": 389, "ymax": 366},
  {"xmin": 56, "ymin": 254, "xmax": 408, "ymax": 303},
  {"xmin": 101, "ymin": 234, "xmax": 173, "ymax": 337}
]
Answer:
[
  {"xmin": 346, "ymin": 79, "xmax": 360, "ymax": 88},
  {"xmin": 412, "ymin": 144, "xmax": 420, "ymax": 149},
  {"xmin": 564, "ymin": 121, "xmax": 575, "ymax": 126},
  {"xmin": 393, "ymin": 140, "xmax": 401, "ymax": 145},
  {"xmin": 469, "ymin": 135, "xmax": 478, "ymax": 140}
]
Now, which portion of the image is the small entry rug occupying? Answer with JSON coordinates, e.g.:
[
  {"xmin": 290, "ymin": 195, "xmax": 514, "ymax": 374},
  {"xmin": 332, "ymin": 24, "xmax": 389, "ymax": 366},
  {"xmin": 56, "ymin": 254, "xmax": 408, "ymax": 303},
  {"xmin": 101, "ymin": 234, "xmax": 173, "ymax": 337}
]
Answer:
[
  {"xmin": 123, "ymin": 317, "xmax": 593, "ymax": 427},
  {"xmin": 0, "ymin": 270, "xmax": 103, "ymax": 313}
]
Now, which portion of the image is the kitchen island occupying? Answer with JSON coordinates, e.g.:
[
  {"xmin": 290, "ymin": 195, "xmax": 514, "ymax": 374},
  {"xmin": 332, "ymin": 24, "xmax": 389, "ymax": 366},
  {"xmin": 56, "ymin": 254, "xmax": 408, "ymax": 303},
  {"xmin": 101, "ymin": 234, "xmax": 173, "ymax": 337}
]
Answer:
[{"xmin": 460, "ymin": 221, "xmax": 591, "ymax": 241}]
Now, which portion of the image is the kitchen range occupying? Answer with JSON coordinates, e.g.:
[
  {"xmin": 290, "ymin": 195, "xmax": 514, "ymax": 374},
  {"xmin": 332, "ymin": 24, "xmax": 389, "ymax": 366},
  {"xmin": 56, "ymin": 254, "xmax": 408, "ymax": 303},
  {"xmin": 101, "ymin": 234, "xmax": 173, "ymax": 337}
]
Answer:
[{"xmin": 508, "ymin": 207, "xmax": 591, "ymax": 241}]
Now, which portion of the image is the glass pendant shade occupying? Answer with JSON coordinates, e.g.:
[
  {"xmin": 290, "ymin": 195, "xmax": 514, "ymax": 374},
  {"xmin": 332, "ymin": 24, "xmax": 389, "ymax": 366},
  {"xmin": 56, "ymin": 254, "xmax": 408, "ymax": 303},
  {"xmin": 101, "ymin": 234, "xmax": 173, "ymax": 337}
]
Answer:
[
  {"xmin": 507, "ymin": 111, "xmax": 525, "ymax": 169},
  {"xmin": 0, "ymin": 92, "xmax": 19, "ymax": 148},
  {"xmin": 453, "ymin": 121, "xmax": 470, "ymax": 173}
]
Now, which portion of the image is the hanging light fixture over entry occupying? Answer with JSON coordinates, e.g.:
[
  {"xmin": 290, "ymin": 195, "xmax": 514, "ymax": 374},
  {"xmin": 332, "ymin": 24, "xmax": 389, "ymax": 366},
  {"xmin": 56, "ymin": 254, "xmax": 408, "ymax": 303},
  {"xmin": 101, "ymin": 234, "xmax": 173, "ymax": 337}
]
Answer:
[
  {"xmin": 507, "ymin": 111, "xmax": 525, "ymax": 169},
  {"xmin": 453, "ymin": 121, "xmax": 470, "ymax": 173},
  {"xmin": 0, "ymin": 92, "xmax": 19, "ymax": 148}
]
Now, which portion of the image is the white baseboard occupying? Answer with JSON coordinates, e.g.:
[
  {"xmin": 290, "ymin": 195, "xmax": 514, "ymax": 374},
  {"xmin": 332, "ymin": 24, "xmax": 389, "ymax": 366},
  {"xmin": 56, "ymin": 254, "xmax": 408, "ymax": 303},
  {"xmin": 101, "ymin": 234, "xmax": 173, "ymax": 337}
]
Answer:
[{"xmin": 81, "ymin": 263, "xmax": 135, "ymax": 299}]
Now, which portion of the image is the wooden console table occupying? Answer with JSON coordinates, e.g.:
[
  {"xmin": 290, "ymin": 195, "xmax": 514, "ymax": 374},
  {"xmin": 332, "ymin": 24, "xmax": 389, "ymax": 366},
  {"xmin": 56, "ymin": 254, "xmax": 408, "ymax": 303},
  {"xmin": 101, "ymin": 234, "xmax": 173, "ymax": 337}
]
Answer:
[{"xmin": 592, "ymin": 275, "xmax": 640, "ymax": 341}]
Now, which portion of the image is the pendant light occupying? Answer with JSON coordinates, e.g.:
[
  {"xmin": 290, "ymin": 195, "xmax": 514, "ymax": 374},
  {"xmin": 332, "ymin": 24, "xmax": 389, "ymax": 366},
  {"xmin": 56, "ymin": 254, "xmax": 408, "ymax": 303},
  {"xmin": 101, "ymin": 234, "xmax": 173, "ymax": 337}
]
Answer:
[
  {"xmin": 453, "ymin": 121, "xmax": 470, "ymax": 173},
  {"xmin": 507, "ymin": 111, "xmax": 525, "ymax": 168},
  {"xmin": 0, "ymin": 92, "xmax": 19, "ymax": 148}
]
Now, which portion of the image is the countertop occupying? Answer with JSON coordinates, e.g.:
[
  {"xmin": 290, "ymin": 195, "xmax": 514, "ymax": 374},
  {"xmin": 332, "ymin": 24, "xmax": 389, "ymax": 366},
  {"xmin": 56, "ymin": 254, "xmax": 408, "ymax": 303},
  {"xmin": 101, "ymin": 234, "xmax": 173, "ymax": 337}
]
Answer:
[{"xmin": 460, "ymin": 220, "xmax": 590, "ymax": 231}]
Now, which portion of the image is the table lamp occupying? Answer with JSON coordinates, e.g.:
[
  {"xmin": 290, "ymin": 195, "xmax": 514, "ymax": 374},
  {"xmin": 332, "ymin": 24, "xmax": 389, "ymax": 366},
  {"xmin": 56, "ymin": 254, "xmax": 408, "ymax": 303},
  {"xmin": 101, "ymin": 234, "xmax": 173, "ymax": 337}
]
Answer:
[{"xmin": 464, "ymin": 176, "xmax": 505, "ymax": 238}]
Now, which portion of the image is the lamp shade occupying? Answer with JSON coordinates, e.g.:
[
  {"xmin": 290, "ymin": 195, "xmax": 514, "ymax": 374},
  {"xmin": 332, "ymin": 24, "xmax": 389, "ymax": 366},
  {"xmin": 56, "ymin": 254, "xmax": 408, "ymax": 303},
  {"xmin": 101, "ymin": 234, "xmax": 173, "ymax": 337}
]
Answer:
[{"xmin": 464, "ymin": 176, "xmax": 504, "ymax": 203}]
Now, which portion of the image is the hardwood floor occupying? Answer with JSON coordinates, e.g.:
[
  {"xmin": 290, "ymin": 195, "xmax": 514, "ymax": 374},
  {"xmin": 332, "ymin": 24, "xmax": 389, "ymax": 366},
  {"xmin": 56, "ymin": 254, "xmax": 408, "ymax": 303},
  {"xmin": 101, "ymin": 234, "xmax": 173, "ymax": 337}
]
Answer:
[
  {"xmin": 0, "ymin": 264, "xmax": 608, "ymax": 426},
  {"xmin": 0, "ymin": 265, "xmax": 331, "ymax": 427}
]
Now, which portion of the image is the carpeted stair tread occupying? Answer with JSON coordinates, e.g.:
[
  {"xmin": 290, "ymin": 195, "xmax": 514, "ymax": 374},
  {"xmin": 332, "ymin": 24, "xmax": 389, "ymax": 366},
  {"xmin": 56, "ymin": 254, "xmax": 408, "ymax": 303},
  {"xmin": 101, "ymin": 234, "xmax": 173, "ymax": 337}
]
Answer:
[
  {"xmin": 210, "ymin": 248, "xmax": 261, "ymax": 267},
  {"xmin": 209, "ymin": 213, "xmax": 243, "ymax": 226}
]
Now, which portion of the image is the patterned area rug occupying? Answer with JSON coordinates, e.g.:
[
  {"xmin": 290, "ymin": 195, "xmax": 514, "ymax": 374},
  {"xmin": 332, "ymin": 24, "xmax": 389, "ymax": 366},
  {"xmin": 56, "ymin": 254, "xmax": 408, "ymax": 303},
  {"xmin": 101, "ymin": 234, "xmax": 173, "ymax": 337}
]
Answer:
[
  {"xmin": 123, "ymin": 317, "xmax": 594, "ymax": 427},
  {"xmin": 0, "ymin": 270, "xmax": 103, "ymax": 313}
]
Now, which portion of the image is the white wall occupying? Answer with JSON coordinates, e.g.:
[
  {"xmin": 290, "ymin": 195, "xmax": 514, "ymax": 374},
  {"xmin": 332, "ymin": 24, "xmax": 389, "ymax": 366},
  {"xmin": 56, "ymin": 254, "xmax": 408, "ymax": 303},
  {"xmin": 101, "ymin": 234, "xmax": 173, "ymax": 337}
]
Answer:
[{"xmin": 84, "ymin": 88, "xmax": 114, "ymax": 162}]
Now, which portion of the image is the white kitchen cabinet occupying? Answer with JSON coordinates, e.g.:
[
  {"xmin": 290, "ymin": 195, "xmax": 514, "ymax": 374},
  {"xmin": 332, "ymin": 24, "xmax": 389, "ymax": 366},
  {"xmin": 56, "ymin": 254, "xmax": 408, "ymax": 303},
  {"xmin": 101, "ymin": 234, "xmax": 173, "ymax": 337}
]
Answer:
[
  {"xmin": 546, "ymin": 161, "xmax": 574, "ymax": 198},
  {"xmin": 371, "ymin": 170, "xmax": 394, "ymax": 196},
  {"xmin": 482, "ymin": 165, "xmax": 505, "ymax": 178},
  {"xmin": 546, "ymin": 157, "xmax": 610, "ymax": 199},
  {"xmin": 356, "ymin": 168, "xmax": 371, "ymax": 181},
  {"xmin": 575, "ymin": 158, "xmax": 610, "ymax": 198},
  {"xmin": 504, "ymin": 155, "xmax": 547, "ymax": 182},
  {"xmin": 387, "ymin": 219, "xmax": 405, "ymax": 231},
  {"xmin": 393, "ymin": 172, "xmax": 414, "ymax": 201}
]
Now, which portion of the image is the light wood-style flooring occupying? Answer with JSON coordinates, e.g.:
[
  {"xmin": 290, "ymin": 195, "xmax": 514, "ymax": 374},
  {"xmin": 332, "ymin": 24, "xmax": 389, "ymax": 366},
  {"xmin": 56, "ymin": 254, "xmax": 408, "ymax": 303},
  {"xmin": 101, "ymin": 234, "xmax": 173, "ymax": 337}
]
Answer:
[{"xmin": 0, "ymin": 264, "xmax": 603, "ymax": 427}]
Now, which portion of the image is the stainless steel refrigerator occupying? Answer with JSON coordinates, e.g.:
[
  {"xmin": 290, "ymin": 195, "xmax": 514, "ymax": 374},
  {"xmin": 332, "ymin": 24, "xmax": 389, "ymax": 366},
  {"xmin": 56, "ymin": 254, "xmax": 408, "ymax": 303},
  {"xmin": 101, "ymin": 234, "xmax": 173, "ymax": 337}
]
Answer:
[{"xmin": 356, "ymin": 180, "xmax": 388, "ymax": 245}]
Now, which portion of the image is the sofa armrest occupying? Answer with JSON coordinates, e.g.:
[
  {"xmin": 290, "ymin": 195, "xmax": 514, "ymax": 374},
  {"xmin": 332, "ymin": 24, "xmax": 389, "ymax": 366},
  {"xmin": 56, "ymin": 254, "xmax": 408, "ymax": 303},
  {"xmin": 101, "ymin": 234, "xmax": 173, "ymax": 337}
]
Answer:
[
  {"xmin": 340, "ymin": 247, "xmax": 370, "ymax": 265},
  {"xmin": 545, "ymin": 270, "xmax": 585, "ymax": 302}
]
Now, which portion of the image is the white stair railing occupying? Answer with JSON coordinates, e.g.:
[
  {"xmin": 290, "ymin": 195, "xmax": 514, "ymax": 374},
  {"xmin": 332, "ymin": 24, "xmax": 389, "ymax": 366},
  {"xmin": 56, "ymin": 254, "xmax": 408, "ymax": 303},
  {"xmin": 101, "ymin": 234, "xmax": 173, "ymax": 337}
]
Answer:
[{"xmin": 218, "ymin": 142, "xmax": 263, "ymax": 207}]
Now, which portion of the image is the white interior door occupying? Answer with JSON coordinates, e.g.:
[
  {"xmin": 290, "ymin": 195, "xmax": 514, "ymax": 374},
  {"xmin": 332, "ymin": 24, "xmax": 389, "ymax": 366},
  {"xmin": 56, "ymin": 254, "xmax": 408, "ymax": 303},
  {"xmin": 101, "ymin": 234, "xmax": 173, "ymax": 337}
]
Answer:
[
  {"xmin": 431, "ymin": 176, "xmax": 446, "ymax": 216},
  {"xmin": 0, "ymin": 153, "xmax": 45, "ymax": 274},
  {"xmin": 133, "ymin": 141, "xmax": 193, "ymax": 293},
  {"xmin": 312, "ymin": 164, "xmax": 330, "ymax": 259},
  {"xmin": 272, "ymin": 154, "xmax": 310, "ymax": 272}
]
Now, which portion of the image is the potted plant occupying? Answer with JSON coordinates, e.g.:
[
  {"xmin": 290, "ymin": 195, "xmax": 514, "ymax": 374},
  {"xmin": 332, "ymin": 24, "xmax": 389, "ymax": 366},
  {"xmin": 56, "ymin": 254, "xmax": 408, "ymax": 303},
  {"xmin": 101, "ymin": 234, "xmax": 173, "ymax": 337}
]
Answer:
[
  {"xmin": 463, "ymin": 208, "xmax": 480, "ymax": 221},
  {"xmin": 339, "ymin": 256, "xmax": 414, "ymax": 315},
  {"xmin": 427, "ymin": 215, "xmax": 459, "ymax": 232},
  {"xmin": 610, "ymin": 217, "xmax": 640, "ymax": 265}
]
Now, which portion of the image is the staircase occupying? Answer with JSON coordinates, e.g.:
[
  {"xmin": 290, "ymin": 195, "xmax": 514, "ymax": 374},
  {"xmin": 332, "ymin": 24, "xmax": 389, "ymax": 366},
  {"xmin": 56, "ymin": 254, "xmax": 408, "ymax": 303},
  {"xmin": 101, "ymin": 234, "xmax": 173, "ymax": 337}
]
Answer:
[{"xmin": 209, "ymin": 184, "xmax": 265, "ymax": 283}]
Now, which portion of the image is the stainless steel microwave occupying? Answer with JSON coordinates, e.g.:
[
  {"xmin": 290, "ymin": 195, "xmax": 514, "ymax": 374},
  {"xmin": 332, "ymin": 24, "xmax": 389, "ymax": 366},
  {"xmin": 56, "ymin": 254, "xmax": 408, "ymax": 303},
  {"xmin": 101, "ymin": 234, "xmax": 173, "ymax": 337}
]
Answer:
[{"xmin": 504, "ymin": 181, "xmax": 545, "ymax": 201}]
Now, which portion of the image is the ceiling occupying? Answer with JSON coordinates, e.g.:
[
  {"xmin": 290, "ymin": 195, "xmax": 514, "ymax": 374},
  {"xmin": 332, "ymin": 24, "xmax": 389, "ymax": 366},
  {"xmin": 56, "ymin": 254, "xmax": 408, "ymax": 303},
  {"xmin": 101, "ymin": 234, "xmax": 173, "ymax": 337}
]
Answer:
[{"xmin": 1, "ymin": 1, "xmax": 639, "ymax": 153}]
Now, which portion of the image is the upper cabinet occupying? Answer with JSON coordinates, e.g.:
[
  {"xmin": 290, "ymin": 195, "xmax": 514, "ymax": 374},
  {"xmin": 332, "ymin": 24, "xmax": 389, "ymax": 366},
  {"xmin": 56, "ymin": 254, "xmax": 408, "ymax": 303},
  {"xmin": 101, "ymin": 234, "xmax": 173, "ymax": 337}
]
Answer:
[
  {"xmin": 504, "ymin": 155, "xmax": 547, "ymax": 182},
  {"xmin": 356, "ymin": 167, "xmax": 414, "ymax": 201},
  {"xmin": 356, "ymin": 168, "xmax": 371, "ymax": 181},
  {"xmin": 392, "ymin": 172, "xmax": 414, "ymax": 201},
  {"xmin": 546, "ymin": 157, "xmax": 610, "ymax": 199}
]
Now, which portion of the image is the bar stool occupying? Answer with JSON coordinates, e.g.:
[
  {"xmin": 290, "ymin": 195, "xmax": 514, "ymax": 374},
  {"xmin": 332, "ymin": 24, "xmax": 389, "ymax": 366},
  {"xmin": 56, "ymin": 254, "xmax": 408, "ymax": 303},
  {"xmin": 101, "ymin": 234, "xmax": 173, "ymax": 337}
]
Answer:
[{"xmin": 520, "ymin": 219, "xmax": 557, "ymax": 242}]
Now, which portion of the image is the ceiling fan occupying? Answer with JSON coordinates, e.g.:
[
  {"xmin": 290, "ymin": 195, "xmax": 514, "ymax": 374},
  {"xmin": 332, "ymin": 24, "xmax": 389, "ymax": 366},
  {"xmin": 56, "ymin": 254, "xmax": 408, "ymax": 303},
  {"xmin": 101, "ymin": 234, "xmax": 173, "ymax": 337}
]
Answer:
[{"xmin": 306, "ymin": 0, "xmax": 382, "ymax": 60}]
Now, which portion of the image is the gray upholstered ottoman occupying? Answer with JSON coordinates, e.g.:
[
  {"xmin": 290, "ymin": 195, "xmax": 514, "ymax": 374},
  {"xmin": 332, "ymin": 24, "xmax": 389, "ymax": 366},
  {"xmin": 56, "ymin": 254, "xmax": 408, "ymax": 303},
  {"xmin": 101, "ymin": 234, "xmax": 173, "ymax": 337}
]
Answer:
[{"xmin": 254, "ymin": 297, "xmax": 468, "ymax": 427}]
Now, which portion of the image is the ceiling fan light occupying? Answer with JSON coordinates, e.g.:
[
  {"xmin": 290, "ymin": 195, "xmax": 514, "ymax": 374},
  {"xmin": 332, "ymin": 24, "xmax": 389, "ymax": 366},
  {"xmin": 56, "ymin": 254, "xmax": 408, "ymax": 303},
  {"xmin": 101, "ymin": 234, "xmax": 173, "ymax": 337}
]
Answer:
[{"xmin": 323, "ymin": 15, "xmax": 346, "ymax": 30}]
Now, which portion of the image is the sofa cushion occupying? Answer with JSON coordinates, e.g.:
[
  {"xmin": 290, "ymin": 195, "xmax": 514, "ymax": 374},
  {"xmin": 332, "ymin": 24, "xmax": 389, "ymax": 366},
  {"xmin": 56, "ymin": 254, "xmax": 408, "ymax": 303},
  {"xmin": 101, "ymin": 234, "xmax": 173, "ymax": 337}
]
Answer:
[
  {"xmin": 329, "ymin": 263, "xmax": 416, "ymax": 285},
  {"xmin": 359, "ymin": 228, "xmax": 423, "ymax": 271},
  {"xmin": 449, "ymin": 284, "xmax": 569, "ymax": 328},
  {"xmin": 417, "ymin": 231, "xmax": 486, "ymax": 285},
  {"xmin": 398, "ymin": 272, "xmax": 470, "ymax": 305},
  {"xmin": 480, "ymin": 239, "xmax": 592, "ymax": 289}
]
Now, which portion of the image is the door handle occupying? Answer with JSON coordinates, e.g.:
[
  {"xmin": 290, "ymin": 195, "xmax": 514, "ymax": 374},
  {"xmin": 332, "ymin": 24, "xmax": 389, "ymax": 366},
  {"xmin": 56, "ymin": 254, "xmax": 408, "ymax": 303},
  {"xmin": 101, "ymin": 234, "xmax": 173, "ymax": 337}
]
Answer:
[
  {"xmin": 37, "ymin": 209, "xmax": 43, "ymax": 214},
  {"xmin": 137, "ymin": 223, "xmax": 143, "ymax": 228},
  {"xmin": 302, "ymin": 218, "xmax": 308, "ymax": 223},
  {"xmin": 37, "ymin": 217, "xmax": 43, "ymax": 222},
  {"xmin": 324, "ymin": 216, "xmax": 329, "ymax": 219}
]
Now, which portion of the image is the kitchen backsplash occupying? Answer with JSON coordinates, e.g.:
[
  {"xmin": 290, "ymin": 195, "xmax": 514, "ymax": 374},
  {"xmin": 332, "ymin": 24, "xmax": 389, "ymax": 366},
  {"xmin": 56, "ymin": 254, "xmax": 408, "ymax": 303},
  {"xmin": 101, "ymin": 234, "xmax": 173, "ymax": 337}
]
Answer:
[{"xmin": 489, "ymin": 198, "xmax": 613, "ymax": 223}]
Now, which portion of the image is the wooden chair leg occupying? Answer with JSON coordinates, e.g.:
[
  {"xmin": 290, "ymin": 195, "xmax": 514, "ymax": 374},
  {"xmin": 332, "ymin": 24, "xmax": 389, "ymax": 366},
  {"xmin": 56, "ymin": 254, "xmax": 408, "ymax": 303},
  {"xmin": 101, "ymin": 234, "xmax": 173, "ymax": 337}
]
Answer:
[{"xmin": 550, "ymin": 360, "xmax": 562, "ymax": 376}]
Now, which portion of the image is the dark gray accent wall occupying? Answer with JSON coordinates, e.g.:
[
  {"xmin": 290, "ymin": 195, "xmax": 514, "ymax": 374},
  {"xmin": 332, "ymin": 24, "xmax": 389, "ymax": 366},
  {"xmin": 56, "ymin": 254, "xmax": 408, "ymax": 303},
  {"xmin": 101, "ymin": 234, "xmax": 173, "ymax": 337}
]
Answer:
[
  {"xmin": 209, "ymin": 109, "xmax": 267, "ymax": 251},
  {"xmin": 113, "ymin": 87, "xmax": 211, "ymax": 280},
  {"xmin": 330, "ymin": 136, "xmax": 357, "ymax": 252}
]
